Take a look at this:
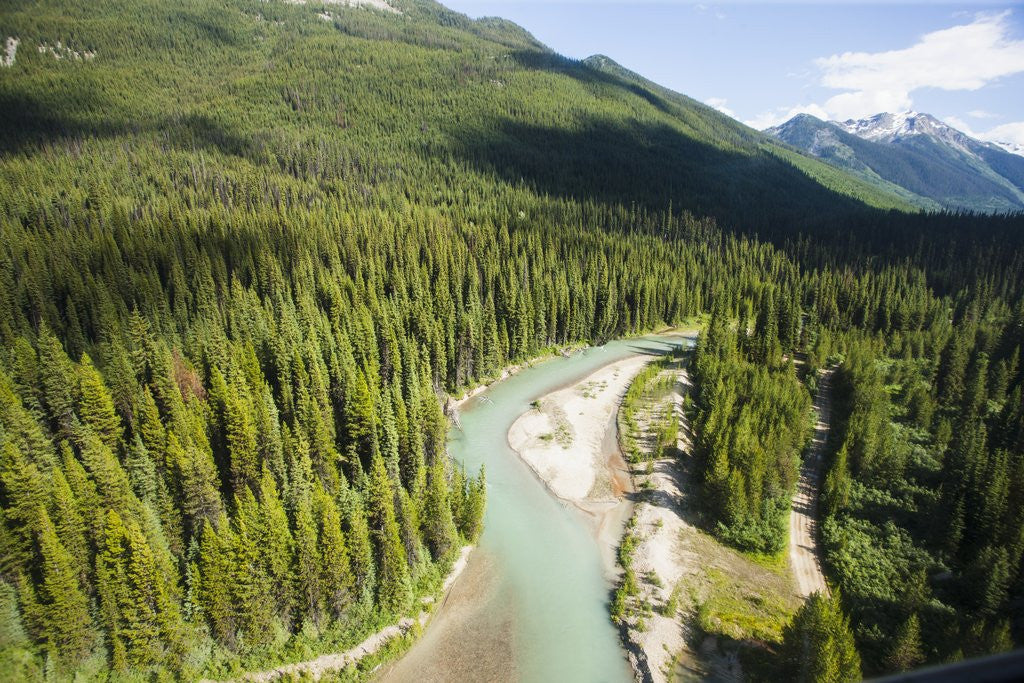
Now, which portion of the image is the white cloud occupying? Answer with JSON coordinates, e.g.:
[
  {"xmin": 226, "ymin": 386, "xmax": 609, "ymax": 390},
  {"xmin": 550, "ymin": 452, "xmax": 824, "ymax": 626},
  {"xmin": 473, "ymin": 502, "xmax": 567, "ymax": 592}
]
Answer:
[
  {"xmin": 937, "ymin": 115, "xmax": 1024, "ymax": 146},
  {"xmin": 705, "ymin": 97, "xmax": 737, "ymax": 118},
  {"xmin": 814, "ymin": 11, "xmax": 1024, "ymax": 120},
  {"xmin": 823, "ymin": 89, "xmax": 912, "ymax": 122},
  {"xmin": 942, "ymin": 115, "xmax": 980, "ymax": 137},
  {"xmin": 750, "ymin": 11, "xmax": 1024, "ymax": 129},
  {"xmin": 744, "ymin": 103, "xmax": 829, "ymax": 131},
  {"xmin": 981, "ymin": 121, "xmax": 1024, "ymax": 145}
]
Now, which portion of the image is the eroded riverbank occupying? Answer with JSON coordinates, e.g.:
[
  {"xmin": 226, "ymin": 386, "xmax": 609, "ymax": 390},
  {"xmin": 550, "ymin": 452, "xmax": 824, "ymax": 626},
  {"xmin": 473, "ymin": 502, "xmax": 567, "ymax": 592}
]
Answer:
[{"xmin": 612, "ymin": 354, "xmax": 801, "ymax": 683}]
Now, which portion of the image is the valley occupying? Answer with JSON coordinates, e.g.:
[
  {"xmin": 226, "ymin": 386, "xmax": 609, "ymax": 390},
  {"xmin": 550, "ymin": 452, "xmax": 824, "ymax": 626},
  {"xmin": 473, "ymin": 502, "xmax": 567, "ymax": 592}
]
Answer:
[{"xmin": 1, "ymin": 0, "xmax": 1023, "ymax": 681}]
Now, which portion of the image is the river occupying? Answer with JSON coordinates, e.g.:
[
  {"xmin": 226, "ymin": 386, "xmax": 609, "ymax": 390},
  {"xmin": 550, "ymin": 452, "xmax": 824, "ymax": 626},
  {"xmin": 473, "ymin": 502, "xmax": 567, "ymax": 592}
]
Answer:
[{"xmin": 381, "ymin": 334, "xmax": 694, "ymax": 683}]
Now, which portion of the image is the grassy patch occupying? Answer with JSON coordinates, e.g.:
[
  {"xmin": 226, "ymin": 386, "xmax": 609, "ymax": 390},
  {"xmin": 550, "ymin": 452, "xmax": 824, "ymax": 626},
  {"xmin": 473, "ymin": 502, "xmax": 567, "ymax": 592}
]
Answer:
[{"xmin": 694, "ymin": 568, "xmax": 792, "ymax": 644}]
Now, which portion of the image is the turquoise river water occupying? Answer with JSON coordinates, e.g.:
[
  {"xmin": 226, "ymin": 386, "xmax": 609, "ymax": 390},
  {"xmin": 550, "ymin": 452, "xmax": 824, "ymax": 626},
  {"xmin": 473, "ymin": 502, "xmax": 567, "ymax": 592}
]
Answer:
[{"xmin": 383, "ymin": 334, "xmax": 693, "ymax": 683}]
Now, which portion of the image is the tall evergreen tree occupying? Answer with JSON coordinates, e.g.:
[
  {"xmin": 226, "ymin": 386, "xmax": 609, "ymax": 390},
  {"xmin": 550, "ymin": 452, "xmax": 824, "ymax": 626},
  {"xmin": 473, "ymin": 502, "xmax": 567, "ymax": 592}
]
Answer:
[
  {"xmin": 365, "ymin": 455, "xmax": 412, "ymax": 615},
  {"xmin": 779, "ymin": 592, "xmax": 862, "ymax": 683},
  {"xmin": 31, "ymin": 509, "xmax": 94, "ymax": 661}
]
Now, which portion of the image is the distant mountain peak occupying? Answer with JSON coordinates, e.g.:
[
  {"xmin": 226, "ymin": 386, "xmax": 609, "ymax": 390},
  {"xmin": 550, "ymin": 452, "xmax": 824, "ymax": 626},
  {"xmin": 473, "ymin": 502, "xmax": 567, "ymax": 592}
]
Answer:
[
  {"xmin": 835, "ymin": 111, "xmax": 970, "ymax": 149},
  {"xmin": 582, "ymin": 54, "xmax": 616, "ymax": 67},
  {"xmin": 765, "ymin": 110, "xmax": 1024, "ymax": 212}
]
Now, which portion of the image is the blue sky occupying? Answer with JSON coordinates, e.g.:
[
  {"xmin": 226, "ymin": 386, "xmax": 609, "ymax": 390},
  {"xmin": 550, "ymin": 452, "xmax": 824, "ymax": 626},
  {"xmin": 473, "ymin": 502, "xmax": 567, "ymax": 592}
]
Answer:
[{"xmin": 443, "ymin": 1, "xmax": 1024, "ymax": 144}]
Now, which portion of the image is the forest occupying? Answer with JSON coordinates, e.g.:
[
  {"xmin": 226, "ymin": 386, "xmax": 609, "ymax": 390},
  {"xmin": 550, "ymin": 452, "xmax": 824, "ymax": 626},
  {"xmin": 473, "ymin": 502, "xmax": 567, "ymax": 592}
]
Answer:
[
  {"xmin": 816, "ymin": 306, "xmax": 1024, "ymax": 674},
  {"xmin": 1, "ymin": 0, "xmax": 1024, "ymax": 679},
  {"xmin": 688, "ymin": 297, "xmax": 811, "ymax": 555}
]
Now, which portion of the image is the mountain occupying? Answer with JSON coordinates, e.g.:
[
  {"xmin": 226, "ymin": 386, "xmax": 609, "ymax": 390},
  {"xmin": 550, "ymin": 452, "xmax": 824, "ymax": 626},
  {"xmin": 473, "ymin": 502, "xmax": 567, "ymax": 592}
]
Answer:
[
  {"xmin": 0, "ymin": 1, "xmax": 924, "ymax": 239},
  {"xmin": 766, "ymin": 112, "xmax": 1024, "ymax": 212}
]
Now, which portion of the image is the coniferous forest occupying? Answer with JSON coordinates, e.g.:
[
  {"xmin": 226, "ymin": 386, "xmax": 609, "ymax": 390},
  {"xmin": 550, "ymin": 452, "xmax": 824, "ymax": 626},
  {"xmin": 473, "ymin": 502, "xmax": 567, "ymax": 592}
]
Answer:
[{"xmin": 2, "ymin": 0, "xmax": 1024, "ymax": 680}]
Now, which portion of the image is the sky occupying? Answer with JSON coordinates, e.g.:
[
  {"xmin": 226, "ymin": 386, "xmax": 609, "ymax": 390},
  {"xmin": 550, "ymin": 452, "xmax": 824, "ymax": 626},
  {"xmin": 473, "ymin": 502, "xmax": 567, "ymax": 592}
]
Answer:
[{"xmin": 442, "ymin": 1, "xmax": 1024, "ymax": 145}]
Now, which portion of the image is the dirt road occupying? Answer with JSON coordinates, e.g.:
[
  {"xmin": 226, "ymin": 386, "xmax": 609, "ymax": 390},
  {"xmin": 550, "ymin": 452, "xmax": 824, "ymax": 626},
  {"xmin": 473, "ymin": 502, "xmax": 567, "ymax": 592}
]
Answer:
[{"xmin": 789, "ymin": 369, "xmax": 832, "ymax": 599}]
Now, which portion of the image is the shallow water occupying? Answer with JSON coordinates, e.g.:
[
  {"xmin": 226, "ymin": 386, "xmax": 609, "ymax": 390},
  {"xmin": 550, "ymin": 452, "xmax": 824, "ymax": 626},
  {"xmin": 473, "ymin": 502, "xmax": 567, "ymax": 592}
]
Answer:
[{"xmin": 385, "ymin": 334, "xmax": 693, "ymax": 683}]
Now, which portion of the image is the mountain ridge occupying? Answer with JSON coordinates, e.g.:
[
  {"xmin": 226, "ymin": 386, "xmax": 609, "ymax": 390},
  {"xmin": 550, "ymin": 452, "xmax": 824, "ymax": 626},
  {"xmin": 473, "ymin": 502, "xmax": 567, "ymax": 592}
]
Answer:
[{"xmin": 766, "ymin": 111, "xmax": 1024, "ymax": 212}]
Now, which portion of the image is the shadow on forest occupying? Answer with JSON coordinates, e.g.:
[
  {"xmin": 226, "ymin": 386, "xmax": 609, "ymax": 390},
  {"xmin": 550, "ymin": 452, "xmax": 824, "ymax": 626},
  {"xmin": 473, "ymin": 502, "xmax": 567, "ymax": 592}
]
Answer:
[
  {"xmin": 448, "ymin": 111, "xmax": 875, "ymax": 239},
  {"xmin": 0, "ymin": 87, "xmax": 254, "ymax": 158}
]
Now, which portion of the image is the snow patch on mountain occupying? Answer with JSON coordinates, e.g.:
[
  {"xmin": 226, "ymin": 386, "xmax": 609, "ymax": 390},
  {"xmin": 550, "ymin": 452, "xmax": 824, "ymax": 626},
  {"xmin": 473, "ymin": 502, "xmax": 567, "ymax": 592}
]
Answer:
[
  {"xmin": 283, "ymin": 0, "xmax": 401, "ymax": 13},
  {"xmin": 991, "ymin": 140, "xmax": 1024, "ymax": 158},
  {"xmin": 836, "ymin": 111, "xmax": 976, "ymax": 155},
  {"xmin": 836, "ymin": 111, "xmax": 919, "ymax": 142}
]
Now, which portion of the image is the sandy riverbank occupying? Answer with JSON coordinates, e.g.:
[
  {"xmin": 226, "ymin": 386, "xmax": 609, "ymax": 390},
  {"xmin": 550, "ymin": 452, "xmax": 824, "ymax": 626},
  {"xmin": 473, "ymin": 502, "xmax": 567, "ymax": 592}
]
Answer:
[
  {"xmin": 507, "ymin": 354, "xmax": 654, "ymax": 581},
  {"xmin": 618, "ymin": 369, "xmax": 695, "ymax": 683},
  {"xmin": 508, "ymin": 354, "xmax": 652, "ymax": 504},
  {"xmin": 618, "ymin": 366, "xmax": 800, "ymax": 683}
]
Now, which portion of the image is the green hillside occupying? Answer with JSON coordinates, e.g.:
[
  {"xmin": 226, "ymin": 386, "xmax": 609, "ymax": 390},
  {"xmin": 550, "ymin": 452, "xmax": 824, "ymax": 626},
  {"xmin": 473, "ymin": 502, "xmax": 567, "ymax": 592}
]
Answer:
[
  {"xmin": 1, "ymin": 0, "xmax": 1024, "ymax": 680},
  {"xmin": 0, "ymin": 0, "xmax": 917, "ymax": 233}
]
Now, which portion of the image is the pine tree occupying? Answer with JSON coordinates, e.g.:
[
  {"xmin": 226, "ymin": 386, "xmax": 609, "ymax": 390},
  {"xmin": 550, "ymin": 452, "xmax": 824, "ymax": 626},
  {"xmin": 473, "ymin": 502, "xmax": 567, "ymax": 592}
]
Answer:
[
  {"xmin": 0, "ymin": 441, "xmax": 48, "ymax": 573},
  {"xmin": 37, "ymin": 326, "xmax": 77, "ymax": 437},
  {"xmin": 195, "ymin": 519, "xmax": 235, "ymax": 648},
  {"xmin": 33, "ymin": 509, "xmax": 93, "ymax": 661},
  {"xmin": 365, "ymin": 455, "xmax": 412, "ymax": 615},
  {"xmin": 461, "ymin": 465, "xmax": 486, "ymax": 541},
  {"xmin": 421, "ymin": 456, "xmax": 458, "ymax": 557},
  {"xmin": 342, "ymin": 490, "xmax": 375, "ymax": 604},
  {"xmin": 136, "ymin": 387, "xmax": 167, "ymax": 460},
  {"xmin": 822, "ymin": 445, "xmax": 851, "ymax": 517},
  {"xmin": 344, "ymin": 370, "xmax": 378, "ymax": 473},
  {"xmin": 228, "ymin": 489, "xmax": 276, "ymax": 647},
  {"xmin": 166, "ymin": 432, "xmax": 223, "ymax": 536},
  {"xmin": 96, "ymin": 509, "xmax": 182, "ymax": 669},
  {"xmin": 255, "ymin": 467, "xmax": 295, "ymax": 622},
  {"xmin": 49, "ymin": 469, "xmax": 89, "ymax": 588},
  {"xmin": 779, "ymin": 592, "xmax": 861, "ymax": 683},
  {"xmin": 76, "ymin": 353, "xmax": 123, "ymax": 452},
  {"xmin": 885, "ymin": 613, "xmax": 925, "ymax": 673},
  {"xmin": 292, "ymin": 488, "xmax": 323, "ymax": 625},
  {"xmin": 209, "ymin": 368, "xmax": 259, "ymax": 495},
  {"xmin": 315, "ymin": 488, "xmax": 354, "ymax": 619}
]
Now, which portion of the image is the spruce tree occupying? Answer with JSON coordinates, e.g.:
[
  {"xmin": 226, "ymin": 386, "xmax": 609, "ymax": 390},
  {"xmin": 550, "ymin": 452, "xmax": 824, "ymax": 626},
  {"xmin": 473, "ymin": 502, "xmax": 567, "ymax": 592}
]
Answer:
[
  {"xmin": 315, "ymin": 489, "xmax": 354, "ymax": 619},
  {"xmin": 779, "ymin": 592, "xmax": 861, "ymax": 683},
  {"xmin": 195, "ymin": 519, "xmax": 235, "ymax": 648},
  {"xmin": 365, "ymin": 455, "xmax": 412, "ymax": 615},
  {"xmin": 461, "ymin": 466, "xmax": 486, "ymax": 542},
  {"xmin": 885, "ymin": 613, "xmax": 925, "ymax": 673},
  {"xmin": 96, "ymin": 509, "xmax": 182, "ymax": 669},
  {"xmin": 342, "ymin": 491, "xmax": 375, "ymax": 604},
  {"xmin": 76, "ymin": 353, "xmax": 123, "ymax": 452},
  {"xmin": 33, "ymin": 509, "xmax": 93, "ymax": 661}
]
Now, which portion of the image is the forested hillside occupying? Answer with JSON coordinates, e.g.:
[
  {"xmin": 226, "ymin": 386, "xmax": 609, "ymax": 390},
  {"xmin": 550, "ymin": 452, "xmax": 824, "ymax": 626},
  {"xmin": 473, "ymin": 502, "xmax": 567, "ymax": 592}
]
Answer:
[
  {"xmin": 683, "ymin": 276, "xmax": 1024, "ymax": 675},
  {"xmin": 2, "ymin": 0, "xmax": 1024, "ymax": 680}
]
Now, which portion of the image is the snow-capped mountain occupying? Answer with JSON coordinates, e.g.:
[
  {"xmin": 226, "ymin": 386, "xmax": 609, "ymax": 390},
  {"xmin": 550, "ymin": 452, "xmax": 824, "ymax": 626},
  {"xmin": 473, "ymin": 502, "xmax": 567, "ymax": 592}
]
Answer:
[
  {"xmin": 836, "ymin": 112, "xmax": 974, "ymax": 152},
  {"xmin": 836, "ymin": 111, "xmax": 1024, "ymax": 159},
  {"xmin": 766, "ymin": 112, "xmax": 1024, "ymax": 212},
  {"xmin": 990, "ymin": 140, "xmax": 1024, "ymax": 158}
]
